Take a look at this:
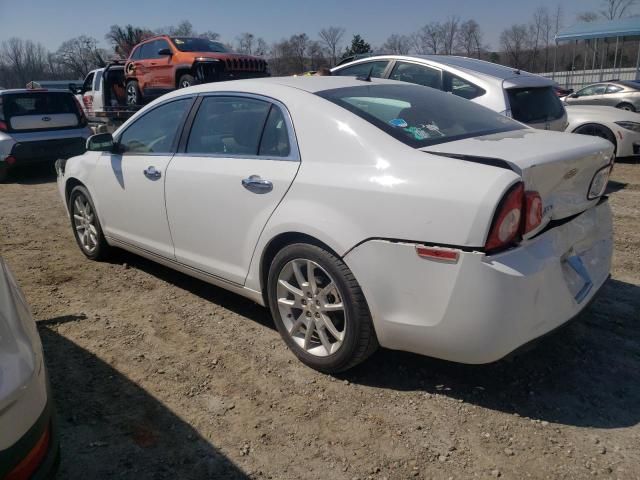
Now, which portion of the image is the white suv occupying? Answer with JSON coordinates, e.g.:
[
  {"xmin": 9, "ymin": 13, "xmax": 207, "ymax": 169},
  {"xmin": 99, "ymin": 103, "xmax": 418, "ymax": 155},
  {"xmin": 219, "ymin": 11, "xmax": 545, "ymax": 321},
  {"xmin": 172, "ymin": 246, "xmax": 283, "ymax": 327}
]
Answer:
[
  {"xmin": 332, "ymin": 55, "xmax": 568, "ymax": 132},
  {"xmin": 0, "ymin": 88, "xmax": 92, "ymax": 181}
]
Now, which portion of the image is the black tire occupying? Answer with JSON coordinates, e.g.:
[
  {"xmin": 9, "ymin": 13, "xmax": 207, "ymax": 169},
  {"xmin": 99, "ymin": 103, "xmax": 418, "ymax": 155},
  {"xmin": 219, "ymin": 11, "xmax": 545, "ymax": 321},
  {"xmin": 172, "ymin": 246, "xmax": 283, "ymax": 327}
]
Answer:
[
  {"xmin": 0, "ymin": 164, "xmax": 8, "ymax": 183},
  {"xmin": 267, "ymin": 243, "xmax": 378, "ymax": 373},
  {"xmin": 69, "ymin": 185, "xmax": 110, "ymax": 261},
  {"xmin": 126, "ymin": 80, "xmax": 142, "ymax": 106},
  {"xmin": 617, "ymin": 102, "xmax": 636, "ymax": 112},
  {"xmin": 177, "ymin": 74, "xmax": 195, "ymax": 89},
  {"xmin": 573, "ymin": 123, "xmax": 617, "ymax": 151}
]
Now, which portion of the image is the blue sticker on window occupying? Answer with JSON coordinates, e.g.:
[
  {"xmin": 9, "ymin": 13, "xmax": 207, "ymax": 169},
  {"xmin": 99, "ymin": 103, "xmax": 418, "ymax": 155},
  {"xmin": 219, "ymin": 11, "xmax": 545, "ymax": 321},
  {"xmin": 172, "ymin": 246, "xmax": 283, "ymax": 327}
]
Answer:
[{"xmin": 389, "ymin": 118, "xmax": 408, "ymax": 128}]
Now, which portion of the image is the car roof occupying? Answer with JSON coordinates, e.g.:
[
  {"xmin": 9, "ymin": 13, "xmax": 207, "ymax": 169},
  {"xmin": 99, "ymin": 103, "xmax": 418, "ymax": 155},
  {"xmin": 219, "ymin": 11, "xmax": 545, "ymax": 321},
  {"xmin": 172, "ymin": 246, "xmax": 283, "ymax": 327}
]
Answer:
[
  {"xmin": 333, "ymin": 54, "xmax": 554, "ymax": 85},
  {"xmin": 0, "ymin": 88, "xmax": 73, "ymax": 95}
]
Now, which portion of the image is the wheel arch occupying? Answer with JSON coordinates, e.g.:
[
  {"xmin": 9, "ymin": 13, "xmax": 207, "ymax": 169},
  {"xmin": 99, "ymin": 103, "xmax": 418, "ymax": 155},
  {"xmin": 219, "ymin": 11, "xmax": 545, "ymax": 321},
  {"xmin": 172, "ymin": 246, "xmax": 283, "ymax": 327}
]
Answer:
[
  {"xmin": 65, "ymin": 177, "xmax": 86, "ymax": 207},
  {"xmin": 258, "ymin": 231, "xmax": 342, "ymax": 307},
  {"xmin": 175, "ymin": 67, "xmax": 194, "ymax": 87},
  {"xmin": 571, "ymin": 122, "xmax": 618, "ymax": 154}
]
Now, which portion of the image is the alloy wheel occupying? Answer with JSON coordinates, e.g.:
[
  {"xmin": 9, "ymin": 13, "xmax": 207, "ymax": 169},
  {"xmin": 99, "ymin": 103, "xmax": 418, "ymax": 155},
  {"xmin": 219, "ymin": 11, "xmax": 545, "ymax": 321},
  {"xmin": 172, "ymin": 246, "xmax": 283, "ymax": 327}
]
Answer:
[
  {"xmin": 73, "ymin": 194, "xmax": 98, "ymax": 254},
  {"xmin": 126, "ymin": 85, "xmax": 137, "ymax": 105},
  {"xmin": 180, "ymin": 80, "xmax": 192, "ymax": 88},
  {"xmin": 276, "ymin": 259, "xmax": 346, "ymax": 357}
]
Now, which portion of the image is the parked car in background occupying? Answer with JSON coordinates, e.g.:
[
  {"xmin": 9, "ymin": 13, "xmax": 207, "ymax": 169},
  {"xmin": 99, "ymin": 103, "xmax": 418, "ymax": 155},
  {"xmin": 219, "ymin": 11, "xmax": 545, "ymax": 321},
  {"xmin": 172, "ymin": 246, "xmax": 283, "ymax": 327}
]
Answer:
[
  {"xmin": 553, "ymin": 84, "xmax": 574, "ymax": 98},
  {"xmin": 566, "ymin": 104, "xmax": 640, "ymax": 157},
  {"xmin": 56, "ymin": 76, "xmax": 613, "ymax": 373},
  {"xmin": 331, "ymin": 55, "xmax": 568, "ymax": 131},
  {"xmin": 0, "ymin": 256, "xmax": 59, "ymax": 478},
  {"xmin": 124, "ymin": 35, "xmax": 269, "ymax": 106},
  {"xmin": 563, "ymin": 80, "xmax": 640, "ymax": 111},
  {"xmin": 0, "ymin": 87, "xmax": 91, "ymax": 181}
]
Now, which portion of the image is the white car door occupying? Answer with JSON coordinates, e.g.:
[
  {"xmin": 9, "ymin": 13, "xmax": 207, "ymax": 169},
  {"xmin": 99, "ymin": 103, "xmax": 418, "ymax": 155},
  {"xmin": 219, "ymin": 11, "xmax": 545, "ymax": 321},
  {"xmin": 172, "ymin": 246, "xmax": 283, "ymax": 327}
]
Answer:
[
  {"xmin": 165, "ymin": 95, "xmax": 300, "ymax": 285},
  {"xmin": 93, "ymin": 96, "xmax": 194, "ymax": 258}
]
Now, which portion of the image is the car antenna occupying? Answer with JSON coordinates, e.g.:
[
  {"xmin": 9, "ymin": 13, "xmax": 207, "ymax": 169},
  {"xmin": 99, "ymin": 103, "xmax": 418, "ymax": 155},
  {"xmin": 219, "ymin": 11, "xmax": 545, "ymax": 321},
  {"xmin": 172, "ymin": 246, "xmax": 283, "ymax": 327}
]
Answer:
[{"xmin": 356, "ymin": 65, "xmax": 374, "ymax": 82}]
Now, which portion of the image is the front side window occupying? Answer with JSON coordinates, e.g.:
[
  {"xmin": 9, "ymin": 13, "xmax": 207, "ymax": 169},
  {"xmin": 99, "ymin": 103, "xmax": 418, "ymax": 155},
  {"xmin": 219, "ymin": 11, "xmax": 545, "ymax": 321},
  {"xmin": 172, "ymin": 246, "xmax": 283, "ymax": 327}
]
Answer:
[
  {"xmin": 186, "ymin": 96, "xmax": 271, "ymax": 155},
  {"xmin": 83, "ymin": 73, "xmax": 95, "ymax": 92},
  {"xmin": 317, "ymin": 84, "xmax": 522, "ymax": 148},
  {"xmin": 139, "ymin": 42, "xmax": 154, "ymax": 59},
  {"xmin": 171, "ymin": 37, "xmax": 228, "ymax": 53},
  {"xmin": 389, "ymin": 62, "xmax": 442, "ymax": 90},
  {"xmin": 333, "ymin": 61, "xmax": 389, "ymax": 78},
  {"xmin": 118, "ymin": 98, "xmax": 192, "ymax": 154},
  {"xmin": 443, "ymin": 72, "xmax": 486, "ymax": 100},
  {"xmin": 577, "ymin": 85, "xmax": 605, "ymax": 97}
]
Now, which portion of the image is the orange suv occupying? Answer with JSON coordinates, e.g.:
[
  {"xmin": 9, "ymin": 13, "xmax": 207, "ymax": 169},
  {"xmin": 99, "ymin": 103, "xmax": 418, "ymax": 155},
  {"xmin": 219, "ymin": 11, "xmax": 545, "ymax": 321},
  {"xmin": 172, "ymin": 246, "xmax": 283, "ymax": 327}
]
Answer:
[{"xmin": 124, "ymin": 35, "xmax": 268, "ymax": 106}]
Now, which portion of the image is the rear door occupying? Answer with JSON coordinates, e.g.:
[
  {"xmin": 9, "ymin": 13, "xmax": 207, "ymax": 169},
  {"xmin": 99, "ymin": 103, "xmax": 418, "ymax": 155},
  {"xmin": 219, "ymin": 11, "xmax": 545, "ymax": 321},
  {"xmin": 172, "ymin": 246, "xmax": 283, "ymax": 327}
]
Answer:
[
  {"xmin": 93, "ymin": 96, "xmax": 193, "ymax": 257},
  {"xmin": 165, "ymin": 94, "xmax": 300, "ymax": 285},
  {"xmin": 3, "ymin": 91, "xmax": 80, "ymax": 131}
]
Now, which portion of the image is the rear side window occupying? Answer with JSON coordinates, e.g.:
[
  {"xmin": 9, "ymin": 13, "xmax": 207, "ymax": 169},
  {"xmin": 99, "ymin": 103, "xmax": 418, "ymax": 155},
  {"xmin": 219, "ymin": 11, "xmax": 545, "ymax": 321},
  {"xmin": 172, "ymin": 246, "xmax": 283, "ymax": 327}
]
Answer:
[
  {"xmin": 506, "ymin": 87, "xmax": 565, "ymax": 123},
  {"xmin": 318, "ymin": 83, "xmax": 522, "ymax": 148},
  {"xmin": 389, "ymin": 62, "xmax": 442, "ymax": 90},
  {"xmin": 118, "ymin": 98, "xmax": 192, "ymax": 154},
  {"xmin": 259, "ymin": 106, "xmax": 291, "ymax": 157},
  {"xmin": 334, "ymin": 61, "xmax": 389, "ymax": 78},
  {"xmin": 186, "ymin": 96, "xmax": 271, "ymax": 156},
  {"xmin": 443, "ymin": 72, "xmax": 486, "ymax": 100},
  {"xmin": 606, "ymin": 84, "xmax": 623, "ymax": 94}
]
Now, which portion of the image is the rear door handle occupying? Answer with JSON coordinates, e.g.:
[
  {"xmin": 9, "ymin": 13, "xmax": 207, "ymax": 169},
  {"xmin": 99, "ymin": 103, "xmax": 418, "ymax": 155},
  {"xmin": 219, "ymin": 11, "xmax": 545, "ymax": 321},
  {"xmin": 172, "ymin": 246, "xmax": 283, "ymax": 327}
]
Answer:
[
  {"xmin": 242, "ymin": 175, "xmax": 273, "ymax": 194},
  {"xmin": 143, "ymin": 166, "xmax": 161, "ymax": 180}
]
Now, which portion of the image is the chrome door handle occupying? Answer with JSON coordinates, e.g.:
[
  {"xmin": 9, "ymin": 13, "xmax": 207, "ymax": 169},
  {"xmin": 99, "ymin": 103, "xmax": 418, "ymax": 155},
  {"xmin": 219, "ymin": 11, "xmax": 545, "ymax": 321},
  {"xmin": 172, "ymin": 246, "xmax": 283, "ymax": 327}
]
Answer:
[
  {"xmin": 143, "ymin": 166, "xmax": 161, "ymax": 180},
  {"xmin": 242, "ymin": 175, "xmax": 273, "ymax": 194}
]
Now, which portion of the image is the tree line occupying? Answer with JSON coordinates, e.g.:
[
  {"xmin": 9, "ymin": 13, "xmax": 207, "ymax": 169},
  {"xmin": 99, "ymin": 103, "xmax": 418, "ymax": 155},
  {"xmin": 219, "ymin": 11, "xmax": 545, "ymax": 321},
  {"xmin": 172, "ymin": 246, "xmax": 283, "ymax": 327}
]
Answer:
[{"xmin": 0, "ymin": 0, "xmax": 637, "ymax": 88}]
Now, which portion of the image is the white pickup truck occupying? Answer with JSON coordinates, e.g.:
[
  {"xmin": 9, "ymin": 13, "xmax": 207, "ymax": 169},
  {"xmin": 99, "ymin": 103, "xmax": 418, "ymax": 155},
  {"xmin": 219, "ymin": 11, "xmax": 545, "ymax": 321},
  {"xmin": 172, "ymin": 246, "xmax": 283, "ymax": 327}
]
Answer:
[{"xmin": 74, "ymin": 63, "xmax": 140, "ymax": 131}]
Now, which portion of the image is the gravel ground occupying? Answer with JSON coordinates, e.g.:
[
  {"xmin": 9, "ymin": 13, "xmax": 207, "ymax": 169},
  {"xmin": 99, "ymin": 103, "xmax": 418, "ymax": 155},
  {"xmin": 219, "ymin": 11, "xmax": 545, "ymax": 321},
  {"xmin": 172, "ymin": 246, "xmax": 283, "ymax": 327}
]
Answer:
[{"xmin": 0, "ymin": 162, "xmax": 639, "ymax": 480}]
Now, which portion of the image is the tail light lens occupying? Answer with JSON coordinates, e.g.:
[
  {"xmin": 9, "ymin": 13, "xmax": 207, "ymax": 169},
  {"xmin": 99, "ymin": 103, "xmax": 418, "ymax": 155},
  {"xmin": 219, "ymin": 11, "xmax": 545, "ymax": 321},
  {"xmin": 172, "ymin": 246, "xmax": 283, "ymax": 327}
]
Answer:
[
  {"xmin": 588, "ymin": 165, "xmax": 611, "ymax": 200},
  {"xmin": 0, "ymin": 120, "xmax": 7, "ymax": 132},
  {"xmin": 485, "ymin": 182, "xmax": 544, "ymax": 253}
]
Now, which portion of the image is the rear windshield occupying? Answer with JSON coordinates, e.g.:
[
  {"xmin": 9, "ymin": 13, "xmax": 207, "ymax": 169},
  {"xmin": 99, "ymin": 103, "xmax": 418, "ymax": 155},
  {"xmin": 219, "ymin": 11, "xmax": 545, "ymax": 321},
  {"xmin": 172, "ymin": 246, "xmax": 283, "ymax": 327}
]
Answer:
[
  {"xmin": 171, "ymin": 37, "xmax": 228, "ymax": 53},
  {"xmin": 506, "ymin": 87, "xmax": 565, "ymax": 124},
  {"xmin": 1, "ymin": 91, "xmax": 79, "ymax": 118},
  {"xmin": 317, "ymin": 83, "xmax": 522, "ymax": 148}
]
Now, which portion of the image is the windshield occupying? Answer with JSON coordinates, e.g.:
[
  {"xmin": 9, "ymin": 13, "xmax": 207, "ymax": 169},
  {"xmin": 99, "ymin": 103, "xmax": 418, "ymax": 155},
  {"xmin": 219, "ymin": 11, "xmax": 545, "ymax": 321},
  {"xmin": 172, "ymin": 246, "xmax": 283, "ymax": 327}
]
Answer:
[
  {"xmin": 171, "ymin": 37, "xmax": 228, "ymax": 53},
  {"xmin": 506, "ymin": 86, "xmax": 565, "ymax": 124},
  {"xmin": 317, "ymin": 83, "xmax": 523, "ymax": 148}
]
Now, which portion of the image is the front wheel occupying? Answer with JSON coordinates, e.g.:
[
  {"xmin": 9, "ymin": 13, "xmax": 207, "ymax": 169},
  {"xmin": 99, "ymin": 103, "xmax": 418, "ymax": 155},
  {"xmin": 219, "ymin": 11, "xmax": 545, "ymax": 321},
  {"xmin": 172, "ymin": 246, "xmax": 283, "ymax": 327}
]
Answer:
[
  {"xmin": 267, "ymin": 243, "xmax": 378, "ymax": 373},
  {"xmin": 126, "ymin": 80, "xmax": 142, "ymax": 106},
  {"xmin": 573, "ymin": 123, "xmax": 617, "ymax": 151},
  {"xmin": 178, "ymin": 74, "xmax": 195, "ymax": 89},
  {"xmin": 69, "ymin": 186, "xmax": 110, "ymax": 260}
]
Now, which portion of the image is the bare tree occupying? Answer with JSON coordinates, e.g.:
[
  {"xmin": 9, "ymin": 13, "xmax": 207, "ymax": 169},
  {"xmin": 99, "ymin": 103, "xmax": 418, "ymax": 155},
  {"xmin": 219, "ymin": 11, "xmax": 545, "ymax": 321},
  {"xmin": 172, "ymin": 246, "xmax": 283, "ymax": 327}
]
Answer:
[
  {"xmin": 156, "ymin": 20, "xmax": 195, "ymax": 36},
  {"xmin": 289, "ymin": 33, "xmax": 310, "ymax": 72},
  {"xmin": 56, "ymin": 36, "xmax": 106, "ymax": 79},
  {"xmin": 382, "ymin": 34, "xmax": 411, "ymax": 55},
  {"xmin": 200, "ymin": 31, "xmax": 220, "ymax": 41},
  {"xmin": 415, "ymin": 22, "xmax": 444, "ymax": 54},
  {"xmin": 456, "ymin": 20, "xmax": 483, "ymax": 58},
  {"xmin": 308, "ymin": 41, "xmax": 328, "ymax": 70},
  {"xmin": 237, "ymin": 33, "xmax": 255, "ymax": 54},
  {"xmin": 255, "ymin": 38, "xmax": 268, "ymax": 56},
  {"xmin": 500, "ymin": 24, "xmax": 531, "ymax": 69},
  {"xmin": 0, "ymin": 38, "xmax": 49, "ymax": 87},
  {"xmin": 318, "ymin": 27, "xmax": 345, "ymax": 66},
  {"xmin": 442, "ymin": 16, "xmax": 461, "ymax": 55},
  {"xmin": 577, "ymin": 11, "xmax": 600, "ymax": 22},
  {"xmin": 106, "ymin": 24, "xmax": 154, "ymax": 57},
  {"xmin": 601, "ymin": 0, "xmax": 638, "ymax": 19}
]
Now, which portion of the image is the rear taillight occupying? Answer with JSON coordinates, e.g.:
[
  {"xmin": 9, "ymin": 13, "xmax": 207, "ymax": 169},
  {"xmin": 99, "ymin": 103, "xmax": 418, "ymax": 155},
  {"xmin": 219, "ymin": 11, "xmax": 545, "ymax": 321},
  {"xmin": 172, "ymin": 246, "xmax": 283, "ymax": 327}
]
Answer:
[
  {"xmin": 524, "ymin": 191, "xmax": 542, "ymax": 234},
  {"xmin": 588, "ymin": 165, "xmax": 611, "ymax": 200},
  {"xmin": 0, "ymin": 120, "xmax": 7, "ymax": 132},
  {"xmin": 485, "ymin": 182, "xmax": 544, "ymax": 253},
  {"xmin": 73, "ymin": 97, "xmax": 88, "ymax": 127},
  {"xmin": 486, "ymin": 183, "xmax": 524, "ymax": 252}
]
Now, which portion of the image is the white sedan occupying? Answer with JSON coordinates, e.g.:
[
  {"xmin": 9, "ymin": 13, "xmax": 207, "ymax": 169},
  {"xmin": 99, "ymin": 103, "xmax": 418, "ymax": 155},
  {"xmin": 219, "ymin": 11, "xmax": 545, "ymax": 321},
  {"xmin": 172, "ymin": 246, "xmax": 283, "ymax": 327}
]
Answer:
[
  {"xmin": 56, "ymin": 76, "xmax": 614, "ymax": 372},
  {"xmin": 566, "ymin": 104, "xmax": 640, "ymax": 158}
]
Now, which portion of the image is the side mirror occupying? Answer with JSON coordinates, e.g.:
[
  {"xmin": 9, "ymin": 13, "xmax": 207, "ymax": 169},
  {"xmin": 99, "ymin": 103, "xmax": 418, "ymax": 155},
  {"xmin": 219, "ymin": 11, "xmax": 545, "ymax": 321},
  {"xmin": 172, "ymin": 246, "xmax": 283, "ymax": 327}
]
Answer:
[
  {"xmin": 87, "ymin": 133, "xmax": 116, "ymax": 152},
  {"xmin": 158, "ymin": 48, "xmax": 172, "ymax": 56}
]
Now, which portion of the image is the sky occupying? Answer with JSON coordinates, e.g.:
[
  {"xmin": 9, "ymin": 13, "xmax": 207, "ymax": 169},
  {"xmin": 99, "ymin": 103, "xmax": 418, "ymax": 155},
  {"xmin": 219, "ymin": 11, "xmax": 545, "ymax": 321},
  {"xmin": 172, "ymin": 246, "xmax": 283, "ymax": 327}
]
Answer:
[{"xmin": 0, "ymin": 0, "xmax": 610, "ymax": 53}]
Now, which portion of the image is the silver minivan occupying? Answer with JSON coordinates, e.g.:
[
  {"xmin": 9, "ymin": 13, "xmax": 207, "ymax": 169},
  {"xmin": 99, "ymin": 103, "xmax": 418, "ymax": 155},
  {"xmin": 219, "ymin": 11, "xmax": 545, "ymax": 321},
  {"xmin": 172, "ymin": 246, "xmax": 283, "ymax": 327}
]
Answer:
[
  {"xmin": 0, "ymin": 88, "xmax": 91, "ymax": 181},
  {"xmin": 332, "ymin": 55, "xmax": 568, "ymax": 131}
]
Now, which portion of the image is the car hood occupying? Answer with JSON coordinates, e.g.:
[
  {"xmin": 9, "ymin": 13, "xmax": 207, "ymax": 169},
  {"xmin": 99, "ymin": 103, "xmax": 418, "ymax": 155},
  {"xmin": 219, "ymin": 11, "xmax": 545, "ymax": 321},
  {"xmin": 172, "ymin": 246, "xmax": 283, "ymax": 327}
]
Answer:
[
  {"xmin": 565, "ymin": 104, "xmax": 640, "ymax": 122},
  {"xmin": 422, "ymin": 128, "xmax": 614, "ymax": 224}
]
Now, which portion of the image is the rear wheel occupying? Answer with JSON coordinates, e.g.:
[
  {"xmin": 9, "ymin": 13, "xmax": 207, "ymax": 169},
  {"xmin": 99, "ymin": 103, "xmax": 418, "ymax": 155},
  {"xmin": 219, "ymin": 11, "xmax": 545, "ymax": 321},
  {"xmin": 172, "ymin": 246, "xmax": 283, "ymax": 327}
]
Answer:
[
  {"xmin": 617, "ymin": 102, "xmax": 636, "ymax": 112},
  {"xmin": 178, "ymin": 74, "xmax": 195, "ymax": 89},
  {"xmin": 69, "ymin": 186, "xmax": 110, "ymax": 260},
  {"xmin": 267, "ymin": 243, "xmax": 378, "ymax": 373},
  {"xmin": 126, "ymin": 80, "xmax": 142, "ymax": 106},
  {"xmin": 573, "ymin": 123, "xmax": 617, "ymax": 151}
]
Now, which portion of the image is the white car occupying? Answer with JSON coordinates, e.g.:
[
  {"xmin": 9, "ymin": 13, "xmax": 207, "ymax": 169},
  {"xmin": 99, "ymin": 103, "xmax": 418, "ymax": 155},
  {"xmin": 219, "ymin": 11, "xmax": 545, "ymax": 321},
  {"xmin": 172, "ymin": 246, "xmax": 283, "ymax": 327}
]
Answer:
[
  {"xmin": 332, "ymin": 55, "xmax": 568, "ymax": 131},
  {"xmin": 0, "ymin": 257, "xmax": 59, "ymax": 477},
  {"xmin": 566, "ymin": 104, "xmax": 640, "ymax": 158},
  {"xmin": 56, "ymin": 76, "xmax": 614, "ymax": 372},
  {"xmin": 0, "ymin": 88, "xmax": 92, "ymax": 181}
]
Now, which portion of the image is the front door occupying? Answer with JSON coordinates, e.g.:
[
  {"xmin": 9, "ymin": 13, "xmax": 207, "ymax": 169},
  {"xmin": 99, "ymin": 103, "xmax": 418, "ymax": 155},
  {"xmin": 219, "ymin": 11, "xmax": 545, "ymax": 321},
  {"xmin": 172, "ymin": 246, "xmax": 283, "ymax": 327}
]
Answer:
[
  {"xmin": 93, "ymin": 97, "xmax": 193, "ymax": 258},
  {"xmin": 165, "ymin": 95, "xmax": 300, "ymax": 285}
]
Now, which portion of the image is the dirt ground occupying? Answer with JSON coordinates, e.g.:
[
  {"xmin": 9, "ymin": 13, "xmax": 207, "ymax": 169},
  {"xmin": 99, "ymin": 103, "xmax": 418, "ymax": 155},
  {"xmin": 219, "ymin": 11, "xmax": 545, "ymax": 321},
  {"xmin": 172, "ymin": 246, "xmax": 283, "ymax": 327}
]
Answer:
[{"xmin": 0, "ymin": 161, "xmax": 639, "ymax": 480}]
